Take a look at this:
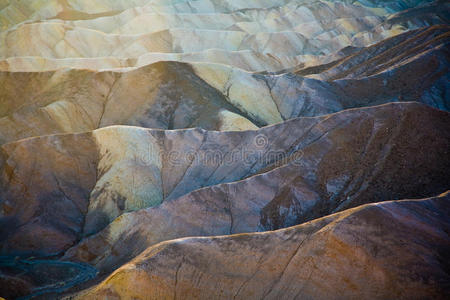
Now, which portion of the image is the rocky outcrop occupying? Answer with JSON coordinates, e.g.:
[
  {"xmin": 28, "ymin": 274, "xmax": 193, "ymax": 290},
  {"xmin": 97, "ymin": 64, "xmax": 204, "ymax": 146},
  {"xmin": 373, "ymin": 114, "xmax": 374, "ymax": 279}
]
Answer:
[{"xmin": 77, "ymin": 192, "xmax": 450, "ymax": 299}]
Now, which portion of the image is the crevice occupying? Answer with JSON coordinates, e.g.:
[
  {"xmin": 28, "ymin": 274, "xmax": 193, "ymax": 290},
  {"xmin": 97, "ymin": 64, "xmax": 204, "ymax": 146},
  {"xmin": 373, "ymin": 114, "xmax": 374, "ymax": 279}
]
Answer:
[
  {"xmin": 233, "ymin": 252, "xmax": 266, "ymax": 299},
  {"xmin": 173, "ymin": 255, "xmax": 185, "ymax": 300},
  {"xmin": 262, "ymin": 75, "xmax": 284, "ymax": 121},
  {"xmin": 215, "ymin": 68, "xmax": 265, "ymax": 127},
  {"xmin": 53, "ymin": 175, "xmax": 83, "ymax": 215},
  {"xmin": 166, "ymin": 131, "xmax": 208, "ymax": 200},
  {"xmin": 224, "ymin": 186, "xmax": 234, "ymax": 234},
  {"xmin": 293, "ymin": 257, "xmax": 317, "ymax": 299},
  {"xmin": 97, "ymin": 74, "xmax": 119, "ymax": 128},
  {"xmin": 201, "ymin": 137, "xmax": 246, "ymax": 186},
  {"xmin": 262, "ymin": 230, "xmax": 312, "ymax": 299}
]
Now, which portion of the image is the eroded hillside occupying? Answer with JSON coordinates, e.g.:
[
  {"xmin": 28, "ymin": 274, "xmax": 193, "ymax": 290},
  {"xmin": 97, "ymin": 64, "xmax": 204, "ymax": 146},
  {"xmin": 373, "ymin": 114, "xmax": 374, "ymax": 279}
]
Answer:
[{"xmin": 0, "ymin": 0, "xmax": 449, "ymax": 299}]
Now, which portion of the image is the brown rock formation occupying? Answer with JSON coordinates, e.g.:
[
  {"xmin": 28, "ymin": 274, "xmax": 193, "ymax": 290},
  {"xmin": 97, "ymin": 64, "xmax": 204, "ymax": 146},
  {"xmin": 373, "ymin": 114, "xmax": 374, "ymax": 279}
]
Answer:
[
  {"xmin": 62, "ymin": 102, "xmax": 450, "ymax": 274},
  {"xmin": 78, "ymin": 192, "xmax": 450, "ymax": 299}
]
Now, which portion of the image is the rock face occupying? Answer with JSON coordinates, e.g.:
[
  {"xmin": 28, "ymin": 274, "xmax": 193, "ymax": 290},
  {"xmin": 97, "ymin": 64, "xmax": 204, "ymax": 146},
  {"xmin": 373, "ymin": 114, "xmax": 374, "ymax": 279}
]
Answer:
[
  {"xmin": 0, "ymin": 0, "xmax": 449, "ymax": 299},
  {"xmin": 78, "ymin": 192, "xmax": 450, "ymax": 300}
]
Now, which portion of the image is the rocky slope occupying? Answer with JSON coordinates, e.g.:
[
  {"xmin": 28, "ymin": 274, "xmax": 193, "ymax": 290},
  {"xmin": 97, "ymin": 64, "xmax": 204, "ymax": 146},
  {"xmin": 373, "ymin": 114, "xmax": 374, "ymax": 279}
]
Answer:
[
  {"xmin": 1, "ymin": 25, "xmax": 449, "ymax": 145},
  {"xmin": 0, "ymin": 0, "xmax": 446, "ymax": 70},
  {"xmin": 78, "ymin": 192, "xmax": 450, "ymax": 299},
  {"xmin": 0, "ymin": 0, "xmax": 449, "ymax": 299},
  {"xmin": 1, "ymin": 101, "xmax": 449, "ymax": 271},
  {"xmin": 61, "ymin": 102, "xmax": 450, "ymax": 275}
]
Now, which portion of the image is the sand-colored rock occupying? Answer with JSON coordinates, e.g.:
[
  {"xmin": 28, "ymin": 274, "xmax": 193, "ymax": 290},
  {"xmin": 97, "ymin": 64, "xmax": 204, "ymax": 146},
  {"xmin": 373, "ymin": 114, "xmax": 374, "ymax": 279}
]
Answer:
[
  {"xmin": 0, "ymin": 50, "xmax": 325, "ymax": 73},
  {"xmin": 0, "ymin": 61, "xmax": 259, "ymax": 144},
  {"xmin": 1, "ymin": 0, "xmax": 447, "ymax": 72},
  {"xmin": 77, "ymin": 192, "xmax": 450, "ymax": 299},
  {"xmin": 1, "ymin": 25, "xmax": 449, "ymax": 145}
]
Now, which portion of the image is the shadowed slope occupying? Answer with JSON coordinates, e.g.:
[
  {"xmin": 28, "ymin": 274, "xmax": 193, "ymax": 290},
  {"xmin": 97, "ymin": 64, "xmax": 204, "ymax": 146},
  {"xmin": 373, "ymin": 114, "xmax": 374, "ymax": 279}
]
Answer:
[
  {"xmin": 0, "ymin": 102, "xmax": 446, "ymax": 258},
  {"xmin": 61, "ymin": 102, "xmax": 450, "ymax": 274}
]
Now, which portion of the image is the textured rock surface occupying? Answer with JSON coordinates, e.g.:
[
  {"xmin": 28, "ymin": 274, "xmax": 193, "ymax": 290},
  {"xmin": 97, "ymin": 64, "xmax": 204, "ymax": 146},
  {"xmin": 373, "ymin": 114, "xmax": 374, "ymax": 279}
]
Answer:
[
  {"xmin": 1, "ymin": 102, "xmax": 448, "ymax": 265},
  {"xmin": 62, "ymin": 102, "xmax": 450, "ymax": 274},
  {"xmin": 0, "ymin": 132, "xmax": 98, "ymax": 256},
  {"xmin": 1, "ymin": 0, "xmax": 447, "ymax": 72},
  {"xmin": 78, "ymin": 192, "xmax": 450, "ymax": 300},
  {"xmin": 1, "ymin": 0, "xmax": 449, "ymax": 299},
  {"xmin": 1, "ymin": 25, "xmax": 449, "ymax": 145},
  {"xmin": 0, "ymin": 0, "xmax": 449, "ymax": 146}
]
